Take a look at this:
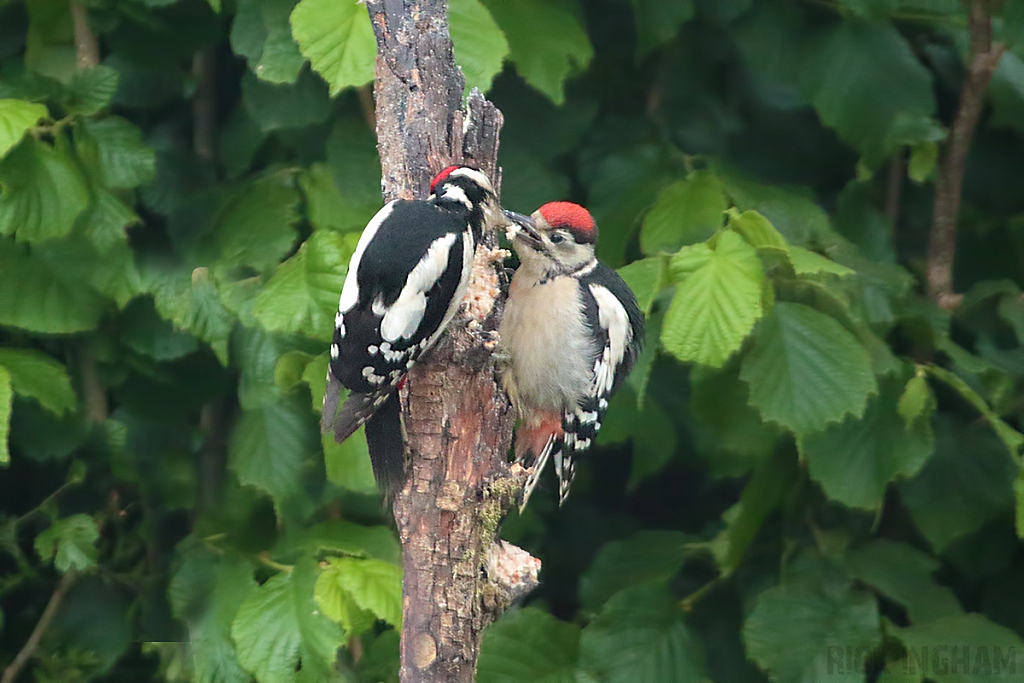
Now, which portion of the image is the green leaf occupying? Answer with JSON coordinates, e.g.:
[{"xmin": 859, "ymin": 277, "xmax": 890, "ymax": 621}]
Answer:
[
  {"xmin": 280, "ymin": 519, "xmax": 399, "ymax": 565},
  {"xmin": 228, "ymin": 392, "xmax": 320, "ymax": 505},
  {"xmin": 788, "ymin": 246, "xmax": 855, "ymax": 276},
  {"xmin": 898, "ymin": 373, "xmax": 934, "ymax": 427},
  {"xmin": 631, "ymin": 0, "xmax": 695, "ymax": 60},
  {"xmin": 846, "ymin": 540, "xmax": 962, "ymax": 624},
  {"xmin": 303, "ymin": 351, "xmax": 331, "ymax": 412},
  {"xmin": 740, "ymin": 302, "xmax": 877, "ymax": 435},
  {"xmin": 690, "ymin": 363, "xmax": 781, "ymax": 471},
  {"xmin": 315, "ymin": 556, "xmax": 402, "ymax": 627},
  {"xmin": 798, "ymin": 20, "xmax": 937, "ymax": 166},
  {"xmin": 724, "ymin": 174, "xmax": 831, "ymax": 246},
  {"xmin": 587, "ymin": 144, "xmax": 677, "ymax": 267},
  {"xmin": 908, "ymin": 140, "xmax": 938, "ymax": 182},
  {"xmin": 210, "ymin": 175, "xmax": 300, "ymax": 273},
  {"xmin": 477, "ymin": 608, "xmax": 581, "ymax": 683},
  {"xmin": 232, "ymin": 558, "xmax": 344, "ymax": 683},
  {"xmin": 890, "ymin": 614, "xmax": 1024, "ymax": 682},
  {"xmin": 661, "ymin": 231, "xmax": 764, "ymax": 368},
  {"xmin": 253, "ymin": 231, "xmax": 351, "ymax": 342},
  {"xmin": 617, "ymin": 257, "xmax": 665, "ymax": 318},
  {"xmin": 726, "ymin": 207, "xmax": 787, "ymax": 250},
  {"xmin": 173, "ymin": 551, "xmax": 255, "ymax": 683},
  {"xmin": 77, "ymin": 188, "xmax": 139, "ymax": 254},
  {"xmin": 641, "ymin": 172, "xmax": 727, "ymax": 255},
  {"xmin": 899, "ymin": 417, "xmax": 1017, "ymax": 553},
  {"xmin": 312, "ymin": 562, "xmax": 376, "ymax": 635},
  {"xmin": 801, "ymin": 377, "xmax": 934, "ymax": 510},
  {"xmin": 289, "ymin": 0, "xmax": 375, "ymax": 96},
  {"xmin": 579, "ymin": 530, "xmax": 692, "ymax": 609},
  {"xmin": 231, "ymin": 0, "xmax": 305, "ymax": 84},
  {"xmin": 34, "ymin": 513, "xmax": 99, "ymax": 573},
  {"xmin": 0, "ymin": 99, "xmax": 48, "ymax": 159},
  {"xmin": 482, "ymin": 0, "xmax": 592, "ymax": 104},
  {"xmin": 924, "ymin": 365, "xmax": 1023, "ymax": 460},
  {"xmin": 0, "ymin": 240, "xmax": 104, "ymax": 333},
  {"xmin": 323, "ymin": 431, "xmax": 376, "ymax": 494},
  {"xmin": 0, "ymin": 367, "xmax": 10, "ymax": 466},
  {"xmin": 299, "ymin": 162, "xmax": 377, "ymax": 234},
  {"xmin": 579, "ymin": 583, "xmax": 706, "ymax": 683},
  {"xmin": 743, "ymin": 570, "xmax": 881, "ymax": 683},
  {"xmin": 241, "ymin": 67, "xmax": 331, "ymax": 131},
  {"xmin": 75, "ymin": 117, "xmax": 156, "ymax": 189},
  {"xmin": 0, "ymin": 349, "xmax": 75, "ymax": 415},
  {"xmin": 63, "ymin": 66, "xmax": 120, "ymax": 116},
  {"xmin": 152, "ymin": 268, "xmax": 234, "ymax": 364},
  {"xmin": 0, "ymin": 138, "xmax": 89, "ymax": 242},
  {"xmin": 449, "ymin": 0, "xmax": 509, "ymax": 94}
]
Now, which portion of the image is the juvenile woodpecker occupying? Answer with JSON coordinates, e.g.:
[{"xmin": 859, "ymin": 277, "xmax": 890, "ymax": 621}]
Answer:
[
  {"xmin": 322, "ymin": 165, "xmax": 504, "ymax": 495},
  {"xmin": 499, "ymin": 202, "xmax": 644, "ymax": 507}
]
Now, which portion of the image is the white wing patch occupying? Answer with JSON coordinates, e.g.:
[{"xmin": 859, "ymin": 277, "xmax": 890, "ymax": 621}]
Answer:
[
  {"xmin": 588, "ymin": 284, "xmax": 631, "ymax": 395},
  {"xmin": 338, "ymin": 201, "xmax": 397, "ymax": 314},
  {"xmin": 380, "ymin": 233, "xmax": 458, "ymax": 343}
]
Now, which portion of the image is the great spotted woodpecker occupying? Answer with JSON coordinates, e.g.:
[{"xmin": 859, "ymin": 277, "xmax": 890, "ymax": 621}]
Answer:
[
  {"xmin": 499, "ymin": 202, "xmax": 644, "ymax": 507},
  {"xmin": 322, "ymin": 165, "xmax": 505, "ymax": 495}
]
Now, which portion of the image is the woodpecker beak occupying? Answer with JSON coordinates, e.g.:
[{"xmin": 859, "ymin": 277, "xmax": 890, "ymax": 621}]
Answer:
[{"xmin": 504, "ymin": 210, "xmax": 542, "ymax": 246}]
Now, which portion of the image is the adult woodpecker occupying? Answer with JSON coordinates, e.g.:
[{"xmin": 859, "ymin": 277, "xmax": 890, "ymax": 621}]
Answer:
[
  {"xmin": 499, "ymin": 202, "xmax": 644, "ymax": 507},
  {"xmin": 322, "ymin": 165, "xmax": 504, "ymax": 495}
]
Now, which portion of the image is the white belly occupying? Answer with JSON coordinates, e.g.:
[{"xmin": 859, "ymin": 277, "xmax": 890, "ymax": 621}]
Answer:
[{"xmin": 499, "ymin": 273, "xmax": 595, "ymax": 412}]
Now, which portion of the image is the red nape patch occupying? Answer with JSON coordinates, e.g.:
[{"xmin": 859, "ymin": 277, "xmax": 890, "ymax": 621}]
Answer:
[
  {"xmin": 538, "ymin": 202, "xmax": 596, "ymax": 232},
  {"xmin": 430, "ymin": 165, "xmax": 461, "ymax": 193}
]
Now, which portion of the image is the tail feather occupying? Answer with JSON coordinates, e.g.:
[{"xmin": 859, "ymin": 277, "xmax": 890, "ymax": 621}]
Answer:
[
  {"xmin": 321, "ymin": 372, "xmax": 344, "ymax": 435},
  {"xmin": 329, "ymin": 391, "xmax": 381, "ymax": 444},
  {"xmin": 365, "ymin": 392, "xmax": 406, "ymax": 499},
  {"xmin": 519, "ymin": 434, "xmax": 557, "ymax": 513}
]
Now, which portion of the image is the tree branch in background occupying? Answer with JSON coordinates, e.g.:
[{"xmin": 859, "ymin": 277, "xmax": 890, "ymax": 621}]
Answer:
[
  {"xmin": 0, "ymin": 569, "xmax": 78, "ymax": 683},
  {"xmin": 885, "ymin": 149, "xmax": 904, "ymax": 228},
  {"xmin": 192, "ymin": 47, "xmax": 216, "ymax": 164},
  {"xmin": 927, "ymin": 0, "xmax": 1004, "ymax": 309},
  {"xmin": 364, "ymin": 1, "xmax": 539, "ymax": 681},
  {"xmin": 70, "ymin": 1, "xmax": 98, "ymax": 69}
]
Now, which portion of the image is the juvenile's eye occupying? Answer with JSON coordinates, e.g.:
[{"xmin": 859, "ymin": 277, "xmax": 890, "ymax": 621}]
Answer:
[{"xmin": 549, "ymin": 232, "xmax": 566, "ymax": 244}]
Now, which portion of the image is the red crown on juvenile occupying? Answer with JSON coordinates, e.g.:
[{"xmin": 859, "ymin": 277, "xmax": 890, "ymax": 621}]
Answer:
[
  {"xmin": 430, "ymin": 165, "xmax": 461, "ymax": 193},
  {"xmin": 538, "ymin": 202, "xmax": 598, "ymax": 244}
]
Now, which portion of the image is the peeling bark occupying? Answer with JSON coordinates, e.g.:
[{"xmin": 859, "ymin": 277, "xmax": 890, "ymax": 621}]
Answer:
[{"xmin": 364, "ymin": 1, "xmax": 540, "ymax": 681}]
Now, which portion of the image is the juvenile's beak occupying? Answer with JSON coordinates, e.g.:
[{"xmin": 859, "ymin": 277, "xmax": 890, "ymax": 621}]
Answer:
[{"xmin": 504, "ymin": 210, "xmax": 541, "ymax": 244}]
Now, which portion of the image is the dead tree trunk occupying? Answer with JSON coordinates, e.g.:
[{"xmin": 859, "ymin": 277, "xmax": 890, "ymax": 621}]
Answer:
[{"xmin": 364, "ymin": 1, "xmax": 541, "ymax": 681}]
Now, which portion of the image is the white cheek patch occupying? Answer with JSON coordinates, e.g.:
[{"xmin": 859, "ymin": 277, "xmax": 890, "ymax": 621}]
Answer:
[
  {"xmin": 338, "ymin": 201, "xmax": 396, "ymax": 314},
  {"xmin": 449, "ymin": 167, "xmax": 493, "ymax": 193},
  {"xmin": 441, "ymin": 185, "xmax": 472, "ymax": 208},
  {"xmin": 588, "ymin": 284, "xmax": 631, "ymax": 395},
  {"xmin": 380, "ymin": 233, "xmax": 458, "ymax": 343}
]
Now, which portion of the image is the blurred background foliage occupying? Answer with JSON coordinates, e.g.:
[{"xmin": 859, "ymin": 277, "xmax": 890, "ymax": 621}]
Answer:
[{"xmin": 1, "ymin": 0, "xmax": 1024, "ymax": 681}]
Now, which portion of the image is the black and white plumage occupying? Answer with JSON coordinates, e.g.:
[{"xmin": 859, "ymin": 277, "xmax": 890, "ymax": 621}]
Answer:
[
  {"xmin": 499, "ymin": 202, "xmax": 644, "ymax": 507},
  {"xmin": 322, "ymin": 165, "xmax": 503, "ymax": 495}
]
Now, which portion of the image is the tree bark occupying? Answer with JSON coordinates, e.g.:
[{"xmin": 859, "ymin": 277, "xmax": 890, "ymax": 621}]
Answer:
[{"xmin": 364, "ymin": 2, "xmax": 540, "ymax": 682}]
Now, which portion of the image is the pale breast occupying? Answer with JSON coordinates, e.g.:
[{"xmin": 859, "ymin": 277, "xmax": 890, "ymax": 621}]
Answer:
[{"xmin": 499, "ymin": 273, "xmax": 595, "ymax": 411}]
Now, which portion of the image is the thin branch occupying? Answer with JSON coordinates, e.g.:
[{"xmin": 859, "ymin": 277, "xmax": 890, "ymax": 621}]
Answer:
[
  {"xmin": 78, "ymin": 347, "xmax": 108, "ymax": 424},
  {"xmin": 0, "ymin": 570, "xmax": 78, "ymax": 683},
  {"xmin": 69, "ymin": 1, "xmax": 99, "ymax": 69},
  {"xmin": 926, "ymin": 0, "xmax": 1004, "ymax": 310},
  {"xmin": 885, "ymin": 149, "xmax": 905, "ymax": 228},
  {"xmin": 192, "ymin": 47, "xmax": 217, "ymax": 164}
]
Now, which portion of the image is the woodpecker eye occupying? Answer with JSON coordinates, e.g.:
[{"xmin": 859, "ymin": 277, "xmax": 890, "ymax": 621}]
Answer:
[{"xmin": 549, "ymin": 231, "xmax": 567, "ymax": 245}]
